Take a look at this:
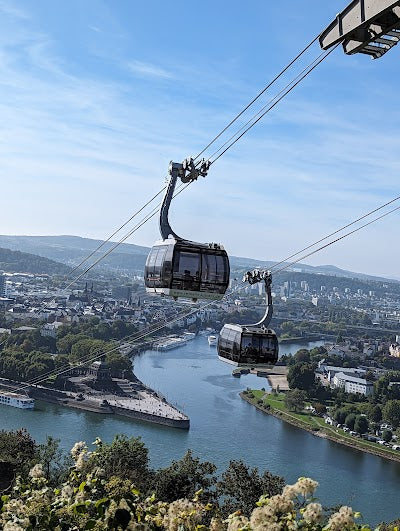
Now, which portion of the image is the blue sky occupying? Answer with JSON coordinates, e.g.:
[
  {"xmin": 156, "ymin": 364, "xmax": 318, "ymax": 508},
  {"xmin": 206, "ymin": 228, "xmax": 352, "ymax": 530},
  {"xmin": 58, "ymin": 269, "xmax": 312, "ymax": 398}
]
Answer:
[{"xmin": 0, "ymin": 0, "xmax": 399, "ymax": 278}]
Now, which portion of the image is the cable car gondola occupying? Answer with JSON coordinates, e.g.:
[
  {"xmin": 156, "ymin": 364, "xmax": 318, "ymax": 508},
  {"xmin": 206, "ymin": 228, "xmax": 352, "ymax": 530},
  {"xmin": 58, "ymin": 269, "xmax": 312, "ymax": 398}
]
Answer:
[
  {"xmin": 217, "ymin": 269, "xmax": 278, "ymax": 366},
  {"xmin": 145, "ymin": 158, "xmax": 230, "ymax": 301}
]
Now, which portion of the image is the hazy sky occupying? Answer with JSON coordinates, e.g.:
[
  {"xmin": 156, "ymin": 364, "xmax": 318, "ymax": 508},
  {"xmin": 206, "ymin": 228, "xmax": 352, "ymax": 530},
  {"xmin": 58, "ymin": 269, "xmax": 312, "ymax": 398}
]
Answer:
[{"xmin": 0, "ymin": 0, "xmax": 399, "ymax": 278}]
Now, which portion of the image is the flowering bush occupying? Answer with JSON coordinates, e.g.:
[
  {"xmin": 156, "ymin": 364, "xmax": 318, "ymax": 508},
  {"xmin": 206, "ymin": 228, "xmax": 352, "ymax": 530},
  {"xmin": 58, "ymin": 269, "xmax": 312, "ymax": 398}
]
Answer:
[{"xmin": 0, "ymin": 438, "xmax": 382, "ymax": 530}]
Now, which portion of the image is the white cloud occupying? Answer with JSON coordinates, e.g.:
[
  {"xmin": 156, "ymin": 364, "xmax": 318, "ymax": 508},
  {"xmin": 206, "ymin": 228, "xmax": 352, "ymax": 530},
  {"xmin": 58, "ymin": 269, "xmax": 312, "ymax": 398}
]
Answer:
[
  {"xmin": 0, "ymin": 0, "xmax": 29, "ymax": 19},
  {"xmin": 126, "ymin": 60, "xmax": 174, "ymax": 79},
  {"xmin": 0, "ymin": 5, "xmax": 399, "ymax": 278}
]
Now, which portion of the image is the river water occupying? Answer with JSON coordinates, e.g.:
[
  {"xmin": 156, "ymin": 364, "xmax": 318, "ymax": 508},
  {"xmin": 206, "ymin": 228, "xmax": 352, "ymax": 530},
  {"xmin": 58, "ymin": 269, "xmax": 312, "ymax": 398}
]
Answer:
[{"xmin": 1, "ymin": 337, "xmax": 399, "ymax": 526}]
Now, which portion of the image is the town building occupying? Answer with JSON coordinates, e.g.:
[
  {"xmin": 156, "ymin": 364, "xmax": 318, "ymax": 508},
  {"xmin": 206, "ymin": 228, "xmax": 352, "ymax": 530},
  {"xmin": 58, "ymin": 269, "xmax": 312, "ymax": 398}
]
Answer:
[
  {"xmin": 331, "ymin": 372, "xmax": 374, "ymax": 396},
  {"xmin": 389, "ymin": 343, "xmax": 400, "ymax": 358},
  {"xmin": 0, "ymin": 274, "xmax": 6, "ymax": 297}
]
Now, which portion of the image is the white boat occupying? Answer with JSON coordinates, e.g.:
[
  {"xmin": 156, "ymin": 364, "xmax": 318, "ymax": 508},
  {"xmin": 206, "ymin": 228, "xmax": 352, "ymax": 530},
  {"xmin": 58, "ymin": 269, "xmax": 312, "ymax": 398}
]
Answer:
[
  {"xmin": 208, "ymin": 335, "xmax": 217, "ymax": 346},
  {"xmin": 0, "ymin": 391, "xmax": 34, "ymax": 409}
]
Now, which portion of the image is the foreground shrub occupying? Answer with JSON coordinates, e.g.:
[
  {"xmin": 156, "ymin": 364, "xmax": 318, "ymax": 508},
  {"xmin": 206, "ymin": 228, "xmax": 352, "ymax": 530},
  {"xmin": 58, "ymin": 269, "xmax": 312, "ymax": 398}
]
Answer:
[{"xmin": 0, "ymin": 438, "xmax": 382, "ymax": 530}]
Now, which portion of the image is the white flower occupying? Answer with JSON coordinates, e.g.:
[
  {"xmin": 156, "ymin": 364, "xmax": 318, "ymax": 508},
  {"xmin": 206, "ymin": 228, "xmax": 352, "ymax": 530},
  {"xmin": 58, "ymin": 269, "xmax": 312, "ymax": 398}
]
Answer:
[
  {"xmin": 226, "ymin": 514, "xmax": 250, "ymax": 531},
  {"xmin": 250, "ymin": 506, "xmax": 277, "ymax": 529},
  {"xmin": 29, "ymin": 463, "xmax": 45, "ymax": 479},
  {"xmin": 302, "ymin": 502, "xmax": 323, "ymax": 523},
  {"xmin": 70, "ymin": 441, "xmax": 87, "ymax": 459},
  {"xmin": 209, "ymin": 517, "xmax": 225, "ymax": 531},
  {"xmin": 5, "ymin": 499, "xmax": 26, "ymax": 515},
  {"xmin": 60, "ymin": 485, "xmax": 74, "ymax": 500},
  {"xmin": 75, "ymin": 452, "xmax": 86, "ymax": 470},
  {"xmin": 163, "ymin": 499, "xmax": 200, "ymax": 531},
  {"xmin": 326, "ymin": 505, "xmax": 354, "ymax": 530},
  {"xmin": 282, "ymin": 484, "xmax": 299, "ymax": 500},
  {"xmin": 294, "ymin": 477, "xmax": 319, "ymax": 497},
  {"xmin": 3, "ymin": 523, "xmax": 26, "ymax": 531}
]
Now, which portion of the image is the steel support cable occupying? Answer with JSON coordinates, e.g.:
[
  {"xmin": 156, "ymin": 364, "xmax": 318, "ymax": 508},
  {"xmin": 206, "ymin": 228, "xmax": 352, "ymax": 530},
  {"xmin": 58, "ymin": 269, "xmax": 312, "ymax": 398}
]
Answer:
[
  {"xmin": 23, "ymin": 182, "xmax": 195, "ymax": 384},
  {"xmin": 210, "ymin": 45, "xmax": 339, "ymax": 165},
  {"xmin": 16, "ymin": 284, "xmax": 243, "ymax": 391},
  {"xmin": 21, "ymin": 319, "xmax": 176, "ymax": 387},
  {"xmin": 270, "ymin": 195, "xmax": 400, "ymax": 272},
  {"xmin": 50, "ymin": 39, "xmax": 331, "ymax": 287},
  {"xmin": 27, "ymin": 195, "xmax": 396, "ymax": 388},
  {"xmin": 64, "ymin": 186, "xmax": 167, "ymax": 281},
  {"xmin": 63, "ymin": 181, "xmax": 191, "ymax": 290},
  {"xmin": 272, "ymin": 204, "xmax": 400, "ymax": 275},
  {"xmin": 21, "ymin": 281, "xmax": 244, "ymax": 389},
  {"xmin": 14, "ymin": 201, "xmax": 400, "ymax": 391},
  {"xmin": 193, "ymin": 35, "xmax": 320, "ymax": 162},
  {"xmin": 56, "ymin": 43, "xmax": 333, "ymax": 285},
  {"xmin": 206, "ymin": 50, "xmax": 327, "ymax": 163}
]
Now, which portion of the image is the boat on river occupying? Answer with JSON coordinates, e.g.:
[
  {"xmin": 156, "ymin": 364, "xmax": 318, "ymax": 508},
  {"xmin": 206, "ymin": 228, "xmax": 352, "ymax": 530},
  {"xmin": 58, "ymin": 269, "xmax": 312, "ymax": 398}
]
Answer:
[
  {"xmin": 208, "ymin": 335, "xmax": 217, "ymax": 346},
  {"xmin": 0, "ymin": 391, "xmax": 34, "ymax": 409}
]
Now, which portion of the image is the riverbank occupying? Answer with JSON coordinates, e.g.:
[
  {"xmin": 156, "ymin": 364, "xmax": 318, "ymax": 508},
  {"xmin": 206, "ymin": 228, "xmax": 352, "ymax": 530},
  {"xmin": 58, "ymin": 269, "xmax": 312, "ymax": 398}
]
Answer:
[
  {"xmin": 0, "ymin": 377, "xmax": 190, "ymax": 430},
  {"xmin": 241, "ymin": 391, "xmax": 400, "ymax": 463}
]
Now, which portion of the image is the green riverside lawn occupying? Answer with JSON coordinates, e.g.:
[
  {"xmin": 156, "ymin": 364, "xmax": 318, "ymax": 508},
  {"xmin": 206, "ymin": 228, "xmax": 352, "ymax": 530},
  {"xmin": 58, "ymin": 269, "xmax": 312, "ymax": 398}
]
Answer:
[{"xmin": 241, "ymin": 390, "xmax": 400, "ymax": 463}]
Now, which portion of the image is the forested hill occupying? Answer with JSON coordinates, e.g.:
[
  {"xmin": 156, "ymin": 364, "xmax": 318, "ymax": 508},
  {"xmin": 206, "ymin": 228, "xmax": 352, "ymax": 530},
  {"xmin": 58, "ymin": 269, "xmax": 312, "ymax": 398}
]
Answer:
[
  {"xmin": 0, "ymin": 234, "xmax": 397, "ymax": 284},
  {"xmin": 0, "ymin": 247, "xmax": 70, "ymax": 275}
]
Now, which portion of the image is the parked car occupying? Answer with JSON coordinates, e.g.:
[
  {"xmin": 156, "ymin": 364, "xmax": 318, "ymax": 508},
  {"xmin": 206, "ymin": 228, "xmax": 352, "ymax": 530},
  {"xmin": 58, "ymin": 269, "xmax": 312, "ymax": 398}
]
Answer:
[
  {"xmin": 377, "ymin": 440, "xmax": 386, "ymax": 445},
  {"xmin": 343, "ymin": 427, "xmax": 349, "ymax": 432},
  {"xmin": 349, "ymin": 431, "xmax": 358, "ymax": 436},
  {"xmin": 392, "ymin": 445, "xmax": 400, "ymax": 451}
]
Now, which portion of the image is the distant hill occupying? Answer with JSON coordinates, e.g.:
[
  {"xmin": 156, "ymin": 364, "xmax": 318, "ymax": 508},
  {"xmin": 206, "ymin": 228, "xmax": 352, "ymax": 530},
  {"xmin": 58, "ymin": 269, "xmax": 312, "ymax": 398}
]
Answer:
[
  {"xmin": 0, "ymin": 234, "xmax": 397, "ymax": 284},
  {"xmin": 0, "ymin": 235, "xmax": 148, "ymax": 272},
  {"xmin": 0, "ymin": 247, "xmax": 71, "ymax": 275}
]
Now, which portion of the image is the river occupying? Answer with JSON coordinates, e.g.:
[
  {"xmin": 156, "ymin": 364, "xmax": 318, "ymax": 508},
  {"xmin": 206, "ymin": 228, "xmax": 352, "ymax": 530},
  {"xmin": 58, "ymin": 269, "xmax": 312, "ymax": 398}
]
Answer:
[{"xmin": 0, "ymin": 337, "xmax": 399, "ymax": 526}]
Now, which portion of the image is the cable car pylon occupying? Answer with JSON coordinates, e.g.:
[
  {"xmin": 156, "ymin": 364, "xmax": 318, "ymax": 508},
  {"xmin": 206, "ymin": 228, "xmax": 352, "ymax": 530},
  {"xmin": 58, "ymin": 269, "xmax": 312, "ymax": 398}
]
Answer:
[{"xmin": 217, "ymin": 269, "xmax": 279, "ymax": 367}]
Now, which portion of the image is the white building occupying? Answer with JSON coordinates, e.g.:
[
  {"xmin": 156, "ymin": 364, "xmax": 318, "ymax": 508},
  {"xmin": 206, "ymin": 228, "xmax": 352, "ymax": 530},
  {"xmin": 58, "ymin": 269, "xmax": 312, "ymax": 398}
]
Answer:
[
  {"xmin": 332, "ymin": 372, "xmax": 373, "ymax": 396},
  {"xmin": 389, "ymin": 343, "xmax": 400, "ymax": 358},
  {"xmin": 317, "ymin": 362, "xmax": 366, "ymax": 382},
  {"xmin": 40, "ymin": 321, "xmax": 64, "ymax": 338}
]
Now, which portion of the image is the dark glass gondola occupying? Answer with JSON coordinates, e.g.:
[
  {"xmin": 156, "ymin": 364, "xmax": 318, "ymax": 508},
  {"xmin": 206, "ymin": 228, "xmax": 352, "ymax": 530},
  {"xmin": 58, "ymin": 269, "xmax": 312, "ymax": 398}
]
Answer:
[
  {"xmin": 217, "ymin": 270, "xmax": 279, "ymax": 367},
  {"xmin": 145, "ymin": 159, "xmax": 230, "ymax": 301}
]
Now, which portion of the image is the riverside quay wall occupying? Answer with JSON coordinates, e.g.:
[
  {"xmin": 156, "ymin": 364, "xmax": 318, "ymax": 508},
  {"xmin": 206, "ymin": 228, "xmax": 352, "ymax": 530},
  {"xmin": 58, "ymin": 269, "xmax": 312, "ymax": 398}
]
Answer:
[
  {"xmin": 0, "ymin": 377, "xmax": 190, "ymax": 430},
  {"xmin": 112, "ymin": 405, "xmax": 190, "ymax": 429}
]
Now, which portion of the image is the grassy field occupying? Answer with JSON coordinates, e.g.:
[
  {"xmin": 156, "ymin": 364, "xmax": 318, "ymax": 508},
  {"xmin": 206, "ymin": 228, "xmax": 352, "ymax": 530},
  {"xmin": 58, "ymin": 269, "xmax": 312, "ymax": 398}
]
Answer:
[{"xmin": 243, "ymin": 390, "xmax": 400, "ymax": 462}]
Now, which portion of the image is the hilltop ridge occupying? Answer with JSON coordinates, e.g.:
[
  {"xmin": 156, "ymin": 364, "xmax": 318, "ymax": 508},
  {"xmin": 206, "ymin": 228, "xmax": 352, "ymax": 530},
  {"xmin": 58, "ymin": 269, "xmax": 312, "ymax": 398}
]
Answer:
[{"xmin": 0, "ymin": 234, "xmax": 396, "ymax": 284}]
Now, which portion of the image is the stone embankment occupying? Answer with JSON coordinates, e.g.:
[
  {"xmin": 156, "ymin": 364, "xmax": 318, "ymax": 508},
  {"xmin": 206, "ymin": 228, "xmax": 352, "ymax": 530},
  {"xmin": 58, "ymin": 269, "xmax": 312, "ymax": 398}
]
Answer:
[{"xmin": 0, "ymin": 377, "xmax": 190, "ymax": 430}]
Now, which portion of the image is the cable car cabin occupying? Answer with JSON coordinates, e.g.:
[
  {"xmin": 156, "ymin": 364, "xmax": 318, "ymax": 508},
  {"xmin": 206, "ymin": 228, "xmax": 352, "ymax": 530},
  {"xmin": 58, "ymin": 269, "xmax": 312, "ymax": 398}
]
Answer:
[
  {"xmin": 217, "ymin": 323, "xmax": 279, "ymax": 367},
  {"xmin": 145, "ymin": 238, "xmax": 230, "ymax": 301}
]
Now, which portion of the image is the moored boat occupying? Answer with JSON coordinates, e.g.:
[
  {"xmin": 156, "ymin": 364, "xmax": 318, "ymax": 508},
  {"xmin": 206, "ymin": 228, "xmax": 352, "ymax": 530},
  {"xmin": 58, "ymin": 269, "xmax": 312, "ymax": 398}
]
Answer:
[
  {"xmin": 208, "ymin": 335, "xmax": 217, "ymax": 346},
  {"xmin": 0, "ymin": 391, "xmax": 34, "ymax": 409}
]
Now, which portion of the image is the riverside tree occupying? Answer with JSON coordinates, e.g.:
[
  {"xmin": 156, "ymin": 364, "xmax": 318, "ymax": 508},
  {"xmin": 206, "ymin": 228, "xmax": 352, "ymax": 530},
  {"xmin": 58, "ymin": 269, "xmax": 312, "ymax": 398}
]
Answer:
[
  {"xmin": 216, "ymin": 459, "xmax": 285, "ymax": 517},
  {"xmin": 287, "ymin": 362, "xmax": 315, "ymax": 392},
  {"xmin": 354, "ymin": 415, "xmax": 369, "ymax": 435},
  {"xmin": 383, "ymin": 400, "xmax": 400, "ymax": 429},
  {"xmin": 87, "ymin": 434, "xmax": 152, "ymax": 491},
  {"xmin": 284, "ymin": 389, "xmax": 307, "ymax": 413},
  {"xmin": 345, "ymin": 413, "xmax": 356, "ymax": 431},
  {"xmin": 151, "ymin": 450, "xmax": 217, "ymax": 503}
]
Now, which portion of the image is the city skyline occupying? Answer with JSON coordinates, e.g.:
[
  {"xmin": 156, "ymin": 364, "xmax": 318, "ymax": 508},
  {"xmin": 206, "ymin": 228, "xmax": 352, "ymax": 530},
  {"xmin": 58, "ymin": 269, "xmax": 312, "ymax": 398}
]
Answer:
[{"xmin": 1, "ymin": 0, "xmax": 399, "ymax": 279}]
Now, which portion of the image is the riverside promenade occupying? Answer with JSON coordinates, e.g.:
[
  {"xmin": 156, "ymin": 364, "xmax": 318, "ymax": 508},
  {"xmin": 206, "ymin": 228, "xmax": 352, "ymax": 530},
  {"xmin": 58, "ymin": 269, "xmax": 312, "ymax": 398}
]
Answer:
[{"xmin": 0, "ymin": 377, "xmax": 190, "ymax": 430}]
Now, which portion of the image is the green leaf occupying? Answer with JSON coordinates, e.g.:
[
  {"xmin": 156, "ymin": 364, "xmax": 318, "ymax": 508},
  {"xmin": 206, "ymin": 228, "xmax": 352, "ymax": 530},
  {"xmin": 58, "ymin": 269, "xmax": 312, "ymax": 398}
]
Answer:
[
  {"xmin": 74, "ymin": 503, "xmax": 88, "ymax": 515},
  {"xmin": 85, "ymin": 520, "xmax": 97, "ymax": 530}
]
